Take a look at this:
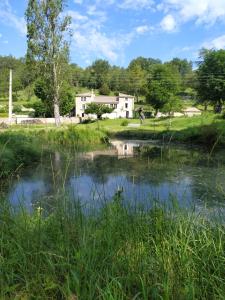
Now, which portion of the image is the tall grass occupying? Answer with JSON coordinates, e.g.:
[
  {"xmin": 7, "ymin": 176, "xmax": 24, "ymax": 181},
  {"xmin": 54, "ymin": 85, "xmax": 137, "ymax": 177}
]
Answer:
[
  {"xmin": 1, "ymin": 194, "xmax": 225, "ymax": 299},
  {"xmin": 0, "ymin": 126, "xmax": 108, "ymax": 178}
]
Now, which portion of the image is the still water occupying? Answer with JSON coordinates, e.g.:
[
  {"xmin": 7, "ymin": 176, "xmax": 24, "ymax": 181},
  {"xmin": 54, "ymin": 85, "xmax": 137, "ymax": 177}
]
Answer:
[{"xmin": 6, "ymin": 140, "xmax": 225, "ymax": 212}]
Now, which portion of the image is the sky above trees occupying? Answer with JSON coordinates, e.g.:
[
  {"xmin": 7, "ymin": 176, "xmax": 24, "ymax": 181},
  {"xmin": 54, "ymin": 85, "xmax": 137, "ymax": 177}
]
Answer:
[{"xmin": 1, "ymin": 0, "xmax": 225, "ymax": 67}]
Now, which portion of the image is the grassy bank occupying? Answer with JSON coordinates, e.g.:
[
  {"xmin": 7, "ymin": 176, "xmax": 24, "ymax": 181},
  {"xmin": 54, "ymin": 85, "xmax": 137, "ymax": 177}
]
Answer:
[
  {"xmin": 0, "ymin": 126, "xmax": 107, "ymax": 178},
  {"xmin": 1, "ymin": 196, "xmax": 225, "ymax": 299},
  {"xmin": 78, "ymin": 114, "xmax": 225, "ymax": 148}
]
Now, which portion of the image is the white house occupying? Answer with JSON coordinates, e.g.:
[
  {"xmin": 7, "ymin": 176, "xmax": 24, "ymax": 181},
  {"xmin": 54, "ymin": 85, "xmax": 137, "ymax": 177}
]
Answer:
[{"xmin": 75, "ymin": 91, "xmax": 134, "ymax": 119}]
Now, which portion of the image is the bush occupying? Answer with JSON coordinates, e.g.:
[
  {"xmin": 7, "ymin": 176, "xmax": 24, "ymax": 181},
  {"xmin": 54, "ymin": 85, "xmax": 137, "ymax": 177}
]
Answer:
[
  {"xmin": 32, "ymin": 100, "xmax": 48, "ymax": 117},
  {"xmin": 121, "ymin": 120, "xmax": 129, "ymax": 126},
  {"xmin": 0, "ymin": 106, "xmax": 7, "ymax": 113},
  {"xmin": 13, "ymin": 104, "xmax": 22, "ymax": 113}
]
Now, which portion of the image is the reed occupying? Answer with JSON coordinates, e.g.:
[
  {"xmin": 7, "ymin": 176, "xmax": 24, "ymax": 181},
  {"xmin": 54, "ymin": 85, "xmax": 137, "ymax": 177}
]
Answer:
[{"xmin": 1, "ymin": 194, "xmax": 225, "ymax": 299}]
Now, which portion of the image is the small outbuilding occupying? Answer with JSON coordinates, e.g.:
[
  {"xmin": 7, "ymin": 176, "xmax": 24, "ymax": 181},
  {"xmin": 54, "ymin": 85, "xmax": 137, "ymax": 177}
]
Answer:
[{"xmin": 183, "ymin": 107, "xmax": 202, "ymax": 117}]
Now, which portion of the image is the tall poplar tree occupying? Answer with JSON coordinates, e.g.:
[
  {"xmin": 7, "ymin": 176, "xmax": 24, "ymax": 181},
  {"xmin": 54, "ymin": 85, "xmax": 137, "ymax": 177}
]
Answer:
[{"xmin": 26, "ymin": 0, "xmax": 71, "ymax": 126}]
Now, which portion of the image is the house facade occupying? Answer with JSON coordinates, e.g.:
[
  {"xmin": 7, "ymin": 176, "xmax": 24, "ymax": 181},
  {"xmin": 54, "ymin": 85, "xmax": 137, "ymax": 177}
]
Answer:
[{"xmin": 75, "ymin": 91, "xmax": 134, "ymax": 119}]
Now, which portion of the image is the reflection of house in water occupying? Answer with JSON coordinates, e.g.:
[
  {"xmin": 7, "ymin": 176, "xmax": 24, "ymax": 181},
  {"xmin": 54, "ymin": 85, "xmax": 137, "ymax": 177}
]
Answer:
[
  {"xmin": 111, "ymin": 140, "xmax": 137, "ymax": 158},
  {"xmin": 83, "ymin": 140, "xmax": 141, "ymax": 160}
]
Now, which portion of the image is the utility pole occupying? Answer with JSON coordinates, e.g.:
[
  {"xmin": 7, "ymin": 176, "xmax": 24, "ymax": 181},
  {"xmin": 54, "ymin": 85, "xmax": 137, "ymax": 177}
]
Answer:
[{"xmin": 8, "ymin": 69, "xmax": 12, "ymax": 123}]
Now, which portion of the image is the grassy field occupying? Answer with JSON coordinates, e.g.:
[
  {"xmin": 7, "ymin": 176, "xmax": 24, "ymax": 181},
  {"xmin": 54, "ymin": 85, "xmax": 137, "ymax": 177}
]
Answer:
[
  {"xmin": 76, "ymin": 113, "xmax": 225, "ymax": 147},
  {"xmin": 1, "ymin": 195, "xmax": 225, "ymax": 299}
]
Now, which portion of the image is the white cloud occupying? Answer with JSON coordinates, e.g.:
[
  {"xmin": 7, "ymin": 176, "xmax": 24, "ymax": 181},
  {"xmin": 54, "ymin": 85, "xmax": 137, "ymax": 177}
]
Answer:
[
  {"xmin": 0, "ymin": 0, "xmax": 26, "ymax": 36},
  {"xmin": 0, "ymin": 33, "xmax": 2, "ymax": 38},
  {"xmin": 69, "ymin": 8, "xmax": 134, "ymax": 62},
  {"xmin": 3, "ymin": 40, "xmax": 9, "ymax": 44},
  {"xmin": 159, "ymin": 0, "xmax": 225, "ymax": 27},
  {"xmin": 73, "ymin": 29, "xmax": 131, "ymax": 61},
  {"xmin": 160, "ymin": 14, "xmax": 177, "ymax": 32},
  {"xmin": 203, "ymin": 35, "xmax": 225, "ymax": 50},
  {"xmin": 118, "ymin": 0, "xmax": 154, "ymax": 10},
  {"xmin": 136, "ymin": 25, "xmax": 151, "ymax": 34}
]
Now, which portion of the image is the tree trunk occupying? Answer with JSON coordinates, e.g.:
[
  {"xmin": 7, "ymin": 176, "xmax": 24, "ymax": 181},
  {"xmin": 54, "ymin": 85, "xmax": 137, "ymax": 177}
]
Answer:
[
  {"xmin": 54, "ymin": 99, "xmax": 61, "ymax": 126},
  {"xmin": 53, "ymin": 63, "xmax": 61, "ymax": 126}
]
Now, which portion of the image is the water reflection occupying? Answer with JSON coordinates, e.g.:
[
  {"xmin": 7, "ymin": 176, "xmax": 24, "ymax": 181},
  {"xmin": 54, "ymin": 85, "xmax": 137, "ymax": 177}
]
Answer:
[{"xmin": 7, "ymin": 140, "xmax": 225, "ymax": 211}]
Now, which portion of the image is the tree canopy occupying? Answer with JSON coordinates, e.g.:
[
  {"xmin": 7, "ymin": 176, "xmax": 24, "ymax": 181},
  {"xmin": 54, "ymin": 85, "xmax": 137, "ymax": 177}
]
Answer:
[
  {"xmin": 197, "ymin": 49, "xmax": 225, "ymax": 112},
  {"xmin": 26, "ymin": 0, "xmax": 71, "ymax": 125},
  {"xmin": 85, "ymin": 103, "xmax": 114, "ymax": 119},
  {"xmin": 146, "ymin": 64, "xmax": 181, "ymax": 114}
]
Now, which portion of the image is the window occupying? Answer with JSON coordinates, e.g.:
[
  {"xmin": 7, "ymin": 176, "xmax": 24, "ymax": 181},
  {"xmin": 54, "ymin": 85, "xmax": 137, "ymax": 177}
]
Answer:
[
  {"xmin": 82, "ymin": 104, "xmax": 86, "ymax": 110},
  {"xmin": 125, "ymin": 103, "xmax": 128, "ymax": 109},
  {"xmin": 125, "ymin": 97, "xmax": 128, "ymax": 101},
  {"xmin": 81, "ymin": 96, "xmax": 86, "ymax": 101}
]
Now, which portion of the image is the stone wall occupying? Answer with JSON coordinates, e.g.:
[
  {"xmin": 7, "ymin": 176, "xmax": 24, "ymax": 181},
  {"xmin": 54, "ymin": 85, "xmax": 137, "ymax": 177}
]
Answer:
[{"xmin": 0, "ymin": 117, "xmax": 80, "ymax": 125}]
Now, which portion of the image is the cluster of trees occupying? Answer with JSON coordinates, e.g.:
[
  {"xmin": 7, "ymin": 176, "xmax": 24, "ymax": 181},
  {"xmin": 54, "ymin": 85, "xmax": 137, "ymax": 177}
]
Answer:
[
  {"xmin": 0, "ymin": 0, "xmax": 224, "ymax": 124},
  {"xmin": 0, "ymin": 54, "xmax": 195, "ymax": 116}
]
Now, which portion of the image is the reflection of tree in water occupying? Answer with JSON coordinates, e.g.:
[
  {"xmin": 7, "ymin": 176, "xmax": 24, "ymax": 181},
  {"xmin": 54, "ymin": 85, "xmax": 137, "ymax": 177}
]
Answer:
[
  {"xmin": 75, "ymin": 146, "xmax": 225, "ymax": 206},
  {"xmin": 190, "ymin": 167, "xmax": 225, "ymax": 207},
  {"xmin": 74, "ymin": 146, "xmax": 199, "ymax": 186},
  {"xmin": 6, "ymin": 144, "xmax": 225, "ymax": 212}
]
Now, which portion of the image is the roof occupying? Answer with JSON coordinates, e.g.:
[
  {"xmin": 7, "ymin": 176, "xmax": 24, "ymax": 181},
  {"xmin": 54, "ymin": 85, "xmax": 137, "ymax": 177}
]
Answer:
[
  {"xmin": 119, "ymin": 93, "xmax": 134, "ymax": 98},
  {"xmin": 183, "ymin": 107, "xmax": 201, "ymax": 112},
  {"xmin": 94, "ymin": 96, "xmax": 118, "ymax": 104},
  {"xmin": 77, "ymin": 93, "xmax": 92, "ymax": 97}
]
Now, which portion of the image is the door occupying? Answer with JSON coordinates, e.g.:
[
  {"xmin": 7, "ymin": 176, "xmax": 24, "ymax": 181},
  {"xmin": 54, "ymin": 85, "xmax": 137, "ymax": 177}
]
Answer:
[{"xmin": 126, "ymin": 111, "xmax": 129, "ymax": 118}]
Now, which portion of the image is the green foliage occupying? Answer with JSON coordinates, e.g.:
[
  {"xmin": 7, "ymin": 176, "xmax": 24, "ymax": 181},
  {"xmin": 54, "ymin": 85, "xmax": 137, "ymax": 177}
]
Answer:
[
  {"xmin": 99, "ymin": 82, "xmax": 110, "ymax": 95},
  {"xmin": 34, "ymin": 79, "xmax": 74, "ymax": 117},
  {"xmin": 0, "ymin": 127, "xmax": 107, "ymax": 178},
  {"xmin": 146, "ymin": 64, "xmax": 181, "ymax": 114},
  {"xmin": 161, "ymin": 96, "xmax": 183, "ymax": 115},
  {"xmin": 32, "ymin": 100, "xmax": 48, "ymax": 117},
  {"xmin": 85, "ymin": 103, "xmax": 114, "ymax": 119},
  {"xmin": 12, "ymin": 104, "xmax": 22, "ymax": 113},
  {"xmin": 121, "ymin": 120, "xmax": 129, "ymax": 126},
  {"xmin": 26, "ymin": 0, "xmax": 71, "ymax": 125},
  {"xmin": 197, "ymin": 49, "xmax": 225, "ymax": 111}
]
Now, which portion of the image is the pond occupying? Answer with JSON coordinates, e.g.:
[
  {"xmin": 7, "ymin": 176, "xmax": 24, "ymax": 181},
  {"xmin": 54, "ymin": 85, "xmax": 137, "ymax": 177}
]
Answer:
[{"xmin": 3, "ymin": 140, "xmax": 225, "ymax": 214}]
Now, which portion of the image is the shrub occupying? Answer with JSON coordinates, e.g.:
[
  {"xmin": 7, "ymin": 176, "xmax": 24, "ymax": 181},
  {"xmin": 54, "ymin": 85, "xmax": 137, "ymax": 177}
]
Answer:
[
  {"xmin": 121, "ymin": 120, "xmax": 129, "ymax": 126},
  {"xmin": 13, "ymin": 104, "xmax": 22, "ymax": 113}
]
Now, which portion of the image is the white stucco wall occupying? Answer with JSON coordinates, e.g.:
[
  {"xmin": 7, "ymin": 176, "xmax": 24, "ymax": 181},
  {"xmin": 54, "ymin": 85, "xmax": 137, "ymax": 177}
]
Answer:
[{"xmin": 75, "ymin": 94, "xmax": 134, "ymax": 119}]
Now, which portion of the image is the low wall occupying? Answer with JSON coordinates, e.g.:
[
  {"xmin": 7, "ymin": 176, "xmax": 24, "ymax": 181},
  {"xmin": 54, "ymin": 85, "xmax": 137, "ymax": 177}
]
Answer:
[{"xmin": 0, "ymin": 117, "xmax": 80, "ymax": 125}]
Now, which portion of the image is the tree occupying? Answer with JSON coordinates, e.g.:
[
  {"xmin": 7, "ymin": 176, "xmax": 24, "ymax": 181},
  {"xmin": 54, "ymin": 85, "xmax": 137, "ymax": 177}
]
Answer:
[
  {"xmin": 146, "ymin": 65, "xmax": 181, "ymax": 115},
  {"xmin": 161, "ymin": 96, "xmax": 183, "ymax": 116},
  {"xmin": 26, "ymin": 0, "xmax": 71, "ymax": 126},
  {"xmin": 90, "ymin": 59, "xmax": 111, "ymax": 89},
  {"xmin": 34, "ymin": 79, "xmax": 74, "ymax": 116},
  {"xmin": 127, "ymin": 63, "xmax": 146, "ymax": 102},
  {"xmin": 99, "ymin": 83, "xmax": 110, "ymax": 95},
  {"xmin": 85, "ymin": 103, "xmax": 113, "ymax": 119},
  {"xmin": 197, "ymin": 49, "xmax": 225, "ymax": 113}
]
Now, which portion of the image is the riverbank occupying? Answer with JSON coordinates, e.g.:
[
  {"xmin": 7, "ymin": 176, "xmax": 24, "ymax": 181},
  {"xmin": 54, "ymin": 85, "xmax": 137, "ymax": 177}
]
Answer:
[
  {"xmin": 1, "ymin": 196, "xmax": 225, "ymax": 299},
  {"xmin": 78, "ymin": 113, "xmax": 225, "ymax": 148},
  {"xmin": 0, "ymin": 127, "xmax": 107, "ymax": 178},
  {"xmin": 0, "ymin": 114, "xmax": 224, "ymax": 177}
]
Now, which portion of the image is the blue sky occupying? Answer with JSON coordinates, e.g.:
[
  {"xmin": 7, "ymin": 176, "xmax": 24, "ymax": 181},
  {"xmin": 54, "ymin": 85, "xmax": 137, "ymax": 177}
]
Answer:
[{"xmin": 1, "ymin": 0, "xmax": 225, "ymax": 67}]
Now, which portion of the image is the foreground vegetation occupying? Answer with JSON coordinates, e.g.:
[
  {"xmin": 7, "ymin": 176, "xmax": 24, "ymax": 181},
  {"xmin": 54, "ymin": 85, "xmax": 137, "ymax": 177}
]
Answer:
[
  {"xmin": 1, "ymin": 196, "xmax": 225, "ymax": 299},
  {"xmin": 0, "ymin": 126, "xmax": 106, "ymax": 178},
  {"xmin": 0, "ymin": 114, "xmax": 224, "ymax": 178}
]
